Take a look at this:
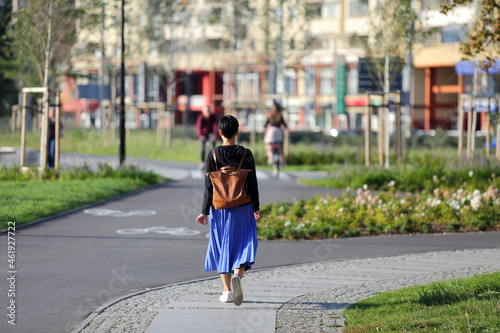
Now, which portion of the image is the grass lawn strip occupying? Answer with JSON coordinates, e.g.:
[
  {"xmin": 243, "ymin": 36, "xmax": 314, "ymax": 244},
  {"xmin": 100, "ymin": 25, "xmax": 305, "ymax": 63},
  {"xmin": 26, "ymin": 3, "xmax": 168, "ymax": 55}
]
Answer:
[
  {"xmin": 0, "ymin": 178, "xmax": 157, "ymax": 230},
  {"xmin": 344, "ymin": 272, "xmax": 500, "ymax": 332}
]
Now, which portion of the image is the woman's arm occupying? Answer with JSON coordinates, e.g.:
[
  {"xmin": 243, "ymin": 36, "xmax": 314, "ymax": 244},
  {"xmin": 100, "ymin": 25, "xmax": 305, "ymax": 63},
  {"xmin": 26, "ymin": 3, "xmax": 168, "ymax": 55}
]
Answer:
[
  {"xmin": 245, "ymin": 149, "xmax": 260, "ymax": 213},
  {"xmin": 201, "ymin": 152, "xmax": 216, "ymax": 215}
]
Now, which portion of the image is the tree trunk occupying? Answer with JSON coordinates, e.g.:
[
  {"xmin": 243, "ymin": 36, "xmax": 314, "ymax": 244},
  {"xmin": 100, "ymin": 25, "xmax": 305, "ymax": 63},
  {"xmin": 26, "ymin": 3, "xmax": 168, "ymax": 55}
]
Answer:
[{"xmin": 40, "ymin": 2, "xmax": 53, "ymax": 168}]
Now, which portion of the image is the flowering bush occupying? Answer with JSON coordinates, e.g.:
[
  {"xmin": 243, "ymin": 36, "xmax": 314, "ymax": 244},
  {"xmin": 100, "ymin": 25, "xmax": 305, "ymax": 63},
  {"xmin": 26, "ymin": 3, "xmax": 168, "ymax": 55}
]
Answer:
[
  {"xmin": 258, "ymin": 179, "xmax": 500, "ymax": 240},
  {"xmin": 303, "ymin": 165, "xmax": 500, "ymax": 194}
]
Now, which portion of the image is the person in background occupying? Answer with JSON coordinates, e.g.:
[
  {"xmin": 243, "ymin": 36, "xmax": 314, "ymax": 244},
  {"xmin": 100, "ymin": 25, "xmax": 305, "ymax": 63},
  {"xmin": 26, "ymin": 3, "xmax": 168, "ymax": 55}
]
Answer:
[
  {"xmin": 263, "ymin": 101, "xmax": 287, "ymax": 165},
  {"xmin": 47, "ymin": 109, "xmax": 63, "ymax": 169},
  {"xmin": 196, "ymin": 105, "xmax": 218, "ymax": 170},
  {"xmin": 196, "ymin": 115, "xmax": 260, "ymax": 306}
]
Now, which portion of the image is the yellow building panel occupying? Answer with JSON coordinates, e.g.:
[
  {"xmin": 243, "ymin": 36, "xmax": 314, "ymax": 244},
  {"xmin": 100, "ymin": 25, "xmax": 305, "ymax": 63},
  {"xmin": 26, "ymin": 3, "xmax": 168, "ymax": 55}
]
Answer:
[{"xmin": 413, "ymin": 43, "xmax": 463, "ymax": 68}]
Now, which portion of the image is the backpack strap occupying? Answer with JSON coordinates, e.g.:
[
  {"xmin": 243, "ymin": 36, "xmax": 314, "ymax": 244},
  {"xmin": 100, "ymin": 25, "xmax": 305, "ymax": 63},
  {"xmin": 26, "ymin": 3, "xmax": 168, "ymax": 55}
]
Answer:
[
  {"xmin": 211, "ymin": 150, "xmax": 218, "ymax": 170},
  {"xmin": 237, "ymin": 150, "xmax": 247, "ymax": 169},
  {"xmin": 212, "ymin": 149, "xmax": 246, "ymax": 170}
]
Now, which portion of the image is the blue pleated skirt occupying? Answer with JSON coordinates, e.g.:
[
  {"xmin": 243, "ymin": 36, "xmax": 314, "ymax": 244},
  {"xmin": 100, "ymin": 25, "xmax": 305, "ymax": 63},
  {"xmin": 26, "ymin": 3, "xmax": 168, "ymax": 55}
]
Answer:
[{"xmin": 204, "ymin": 203, "xmax": 258, "ymax": 274}]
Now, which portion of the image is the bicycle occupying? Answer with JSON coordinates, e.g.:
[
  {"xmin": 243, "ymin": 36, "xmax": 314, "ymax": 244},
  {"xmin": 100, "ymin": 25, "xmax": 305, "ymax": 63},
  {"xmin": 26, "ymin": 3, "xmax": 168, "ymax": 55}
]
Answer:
[{"xmin": 271, "ymin": 142, "xmax": 281, "ymax": 178}]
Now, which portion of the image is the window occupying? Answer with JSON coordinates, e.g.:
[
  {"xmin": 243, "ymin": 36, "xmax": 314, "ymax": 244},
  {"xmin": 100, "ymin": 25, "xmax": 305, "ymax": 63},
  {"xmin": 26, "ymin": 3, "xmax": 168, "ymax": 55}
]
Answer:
[
  {"xmin": 423, "ymin": 0, "xmax": 445, "ymax": 10},
  {"xmin": 153, "ymin": 15, "xmax": 162, "ymax": 38},
  {"xmin": 311, "ymin": 37, "xmax": 330, "ymax": 50},
  {"xmin": 285, "ymin": 69, "xmax": 297, "ymax": 95},
  {"xmin": 209, "ymin": 8, "xmax": 222, "ymax": 24},
  {"xmin": 347, "ymin": 67, "xmax": 359, "ymax": 95},
  {"xmin": 309, "ymin": 3, "xmax": 322, "ymax": 19},
  {"xmin": 349, "ymin": 0, "xmax": 368, "ymax": 17},
  {"xmin": 149, "ymin": 40, "xmax": 158, "ymax": 55},
  {"xmin": 305, "ymin": 68, "xmax": 315, "ymax": 96},
  {"xmin": 320, "ymin": 68, "xmax": 334, "ymax": 95},
  {"xmin": 148, "ymin": 75, "xmax": 159, "ymax": 102},
  {"xmin": 322, "ymin": 2, "xmax": 338, "ymax": 19},
  {"xmin": 289, "ymin": 5, "xmax": 297, "ymax": 20},
  {"xmin": 441, "ymin": 27, "xmax": 465, "ymax": 43},
  {"xmin": 205, "ymin": 39, "xmax": 227, "ymax": 50}
]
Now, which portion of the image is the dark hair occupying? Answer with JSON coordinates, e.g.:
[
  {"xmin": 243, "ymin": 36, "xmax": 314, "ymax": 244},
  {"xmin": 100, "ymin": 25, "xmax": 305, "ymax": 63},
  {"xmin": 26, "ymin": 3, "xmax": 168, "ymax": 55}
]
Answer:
[
  {"xmin": 269, "ymin": 101, "xmax": 283, "ymax": 126},
  {"xmin": 218, "ymin": 115, "xmax": 239, "ymax": 139}
]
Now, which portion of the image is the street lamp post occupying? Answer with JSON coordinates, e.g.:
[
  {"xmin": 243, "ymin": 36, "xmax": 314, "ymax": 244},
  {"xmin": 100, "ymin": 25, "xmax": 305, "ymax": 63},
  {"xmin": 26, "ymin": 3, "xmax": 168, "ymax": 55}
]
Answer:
[{"xmin": 119, "ymin": 0, "xmax": 125, "ymax": 165}]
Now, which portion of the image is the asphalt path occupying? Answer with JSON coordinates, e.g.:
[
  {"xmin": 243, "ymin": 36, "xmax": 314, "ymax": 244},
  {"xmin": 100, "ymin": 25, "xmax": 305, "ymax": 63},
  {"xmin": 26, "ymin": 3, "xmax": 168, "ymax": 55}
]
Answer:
[{"xmin": 1, "ymin": 156, "xmax": 499, "ymax": 333}]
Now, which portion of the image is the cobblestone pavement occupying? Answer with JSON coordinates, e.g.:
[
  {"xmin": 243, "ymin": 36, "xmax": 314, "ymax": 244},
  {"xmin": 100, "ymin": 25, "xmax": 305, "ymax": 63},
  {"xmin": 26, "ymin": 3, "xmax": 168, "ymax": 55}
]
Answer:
[{"xmin": 75, "ymin": 248, "xmax": 500, "ymax": 333}]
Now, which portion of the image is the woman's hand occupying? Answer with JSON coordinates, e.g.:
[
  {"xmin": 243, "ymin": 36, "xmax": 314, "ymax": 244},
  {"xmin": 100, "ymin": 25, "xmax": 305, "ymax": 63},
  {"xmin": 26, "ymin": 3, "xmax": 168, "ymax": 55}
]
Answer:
[
  {"xmin": 196, "ymin": 214, "xmax": 208, "ymax": 225},
  {"xmin": 254, "ymin": 211, "xmax": 260, "ymax": 220}
]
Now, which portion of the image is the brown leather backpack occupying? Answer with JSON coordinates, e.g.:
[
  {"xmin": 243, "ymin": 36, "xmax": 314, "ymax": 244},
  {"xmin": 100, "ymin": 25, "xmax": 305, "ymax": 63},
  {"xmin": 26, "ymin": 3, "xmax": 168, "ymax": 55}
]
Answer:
[{"xmin": 206, "ymin": 150, "xmax": 251, "ymax": 210}]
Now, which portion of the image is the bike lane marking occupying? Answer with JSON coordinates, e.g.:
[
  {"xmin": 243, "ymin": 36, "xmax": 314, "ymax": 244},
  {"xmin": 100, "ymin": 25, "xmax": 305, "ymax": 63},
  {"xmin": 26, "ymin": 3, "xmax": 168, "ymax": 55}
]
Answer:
[{"xmin": 116, "ymin": 226, "xmax": 200, "ymax": 236}]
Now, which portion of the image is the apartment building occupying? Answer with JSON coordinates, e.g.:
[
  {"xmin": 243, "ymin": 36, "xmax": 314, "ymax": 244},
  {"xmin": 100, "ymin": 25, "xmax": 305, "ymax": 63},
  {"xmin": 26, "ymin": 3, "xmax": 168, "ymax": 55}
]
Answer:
[{"xmin": 68, "ymin": 0, "xmax": 490, "ymax": 132}]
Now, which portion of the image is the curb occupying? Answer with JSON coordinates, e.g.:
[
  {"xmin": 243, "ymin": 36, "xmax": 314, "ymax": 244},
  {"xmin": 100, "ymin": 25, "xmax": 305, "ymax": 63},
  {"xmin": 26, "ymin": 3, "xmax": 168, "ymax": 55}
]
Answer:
[
  {"xmin": 69, "ymin": 250, "xmax": 445, "ymax": 333},
  {"xmin": 70, "ymin": 275, "xmax": 221, "ymax": 333}
]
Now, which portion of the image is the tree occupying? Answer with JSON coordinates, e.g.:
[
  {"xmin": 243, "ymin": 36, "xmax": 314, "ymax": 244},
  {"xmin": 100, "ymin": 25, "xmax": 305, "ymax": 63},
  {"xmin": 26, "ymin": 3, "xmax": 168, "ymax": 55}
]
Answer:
[
  {"xmin": 442, "ymin": 0, "xmax": 500, "ymax": 63},
  {"xmin": 361, "ymin": 0, "xmax": 417, "ymax": 94},
  {"xmin": 9, "ymin": 0, "xmax": 100, "ymax": 88},
  {"xmin": 256, "ymin": 0, "xmax": 311, "ymax": 94},
  {"xmin": 0, "ymin": 2, "xmax": 18, "ymax": 117}
]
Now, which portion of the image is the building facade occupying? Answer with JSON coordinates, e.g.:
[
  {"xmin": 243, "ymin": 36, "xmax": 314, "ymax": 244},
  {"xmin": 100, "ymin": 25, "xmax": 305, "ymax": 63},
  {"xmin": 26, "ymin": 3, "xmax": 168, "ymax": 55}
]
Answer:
[{"xmin": 69, "ymin": 0, "xmax": 495, "ymax": 133}]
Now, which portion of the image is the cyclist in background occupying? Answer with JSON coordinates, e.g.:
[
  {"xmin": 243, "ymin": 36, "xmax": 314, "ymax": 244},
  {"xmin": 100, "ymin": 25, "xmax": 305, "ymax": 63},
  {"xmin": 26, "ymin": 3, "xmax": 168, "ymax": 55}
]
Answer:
[
  {"xmin": 196, "ymin": 105, "xmax": 218, "ymax": 170},
  {"xmin": 263, "ymin": 101, "xmax": 287, "ymax": 165}
]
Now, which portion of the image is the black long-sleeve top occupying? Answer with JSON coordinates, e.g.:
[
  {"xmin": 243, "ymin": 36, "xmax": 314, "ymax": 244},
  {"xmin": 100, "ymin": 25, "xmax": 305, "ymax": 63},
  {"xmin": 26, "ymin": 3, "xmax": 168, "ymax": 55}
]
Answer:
[{"xmin": 202, "ymin": 145, "xmax": 260, "ymax": 215}]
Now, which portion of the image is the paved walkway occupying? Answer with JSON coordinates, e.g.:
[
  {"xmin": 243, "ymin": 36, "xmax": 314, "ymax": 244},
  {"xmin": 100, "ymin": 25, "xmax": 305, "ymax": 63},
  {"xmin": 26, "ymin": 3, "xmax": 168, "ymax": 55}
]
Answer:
[
  {"xmin": 7, "ymin": 152, "xmax": 498, "ymax": 332},
  {"xmin": 75, "ymin": 248, "xmax": 500, "ymax": 333}
]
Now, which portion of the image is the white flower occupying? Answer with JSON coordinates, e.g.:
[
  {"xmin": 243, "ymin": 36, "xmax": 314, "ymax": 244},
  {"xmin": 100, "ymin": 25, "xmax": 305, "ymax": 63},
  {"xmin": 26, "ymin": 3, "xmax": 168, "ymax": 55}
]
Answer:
[
  {"xmin": 421, "ymin": 213, "xmax": 425, "ymax": 217},
  {"xmin": 363, "ymin": 184, "xmax": 368, "ymax": 191},
  {"xmin": 338, "ymin": 207, "xmax": 344, "ymax": 213},
  {"xmin": 471, "ymin": 196, "xmax": 481, "ymax": 210},
  {"xmin": 472, "ymin": 189, "xmax": 481, "ymax": 197},
  {"xmin": 430, "ymin": 199, "xmax": 441, "ymax": 207},
  {"xmin": 449, "ymin": 200, "xmax": 460, "ymax": 210},
  {"xmin": 469, "ymin": 170, "xmax": 474, "ymax": 178},
  {"xmin": 297, "ymin": 223, "xmax": 305, "ymax": 229},
  {"xmin": 433, "ymin": 175, "xmax": 438, "ymax": 182},
  {"xmin": 323, "ymin": 199, "xmax": 328, "ymax": 205},
  {"xmin": 400, "ymin": 199, "xmax": 406, "ymax": 205},
  {"xmin": 315, "ymin": 206, "xmax": 320, "ymax": 210},
  {"xmin": 284, "ymin": 221, "xmax": 292, "ymax": 227}
]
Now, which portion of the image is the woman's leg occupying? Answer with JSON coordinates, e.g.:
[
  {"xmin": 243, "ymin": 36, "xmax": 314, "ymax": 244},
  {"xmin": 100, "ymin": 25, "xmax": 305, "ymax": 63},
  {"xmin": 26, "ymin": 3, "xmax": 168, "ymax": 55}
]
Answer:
[
  {"xmin": 265, "ymin": 143, "xmax": 272, "ymax": 164},
  {"xmin": 221, "ymin": 273, "xmax": 231, "ymax": 292}
]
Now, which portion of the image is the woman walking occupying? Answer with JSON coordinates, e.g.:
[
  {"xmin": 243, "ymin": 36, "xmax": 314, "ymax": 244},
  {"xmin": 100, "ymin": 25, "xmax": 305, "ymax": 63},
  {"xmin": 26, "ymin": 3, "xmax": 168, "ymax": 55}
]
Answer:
[{"xmin": 196, "ymin": 115, "xmax": 260, "ymax": 306}]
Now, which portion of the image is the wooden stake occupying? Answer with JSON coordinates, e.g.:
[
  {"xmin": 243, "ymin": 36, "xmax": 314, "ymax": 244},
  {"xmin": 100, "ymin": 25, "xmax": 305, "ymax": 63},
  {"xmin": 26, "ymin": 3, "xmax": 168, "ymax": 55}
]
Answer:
[{"xmin": 20, "ymin": 93, "xmax": 28, "ymax": 167}]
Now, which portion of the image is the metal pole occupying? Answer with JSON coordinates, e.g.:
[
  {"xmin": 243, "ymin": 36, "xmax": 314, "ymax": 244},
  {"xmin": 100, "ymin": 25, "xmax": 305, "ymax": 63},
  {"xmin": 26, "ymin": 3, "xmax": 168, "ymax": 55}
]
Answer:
[
  {"xmin": 99, "ymin": 0, "xmax": 105, "ymax": 133},
  {"xmin": 458, "ymin": 95, "xmax": 464, "ymax": 159},
  {"xmin": 42, "ymin": 88, "xmax": 50, "ymax": 170},
  {"xmin": 497, "ymin": 118, "xmax": 500, "ymax": 162},
  {"xmin": 54, "ymin": 91, "xmax": 60, "ymax": 169},
  {"xmin": 119, "ymin": 0, "xmax": 126, "ymax": 165},
  {"xmin": 167, "ymin": 22, "xmax": 175, "ymax": 148},
  {"xmin": 486, "ymin": 98, "xmax": 490, "ymax": 157},
  {"xmin": 466, "ymin": 95, "xmax": 472, "ymax": 159}
]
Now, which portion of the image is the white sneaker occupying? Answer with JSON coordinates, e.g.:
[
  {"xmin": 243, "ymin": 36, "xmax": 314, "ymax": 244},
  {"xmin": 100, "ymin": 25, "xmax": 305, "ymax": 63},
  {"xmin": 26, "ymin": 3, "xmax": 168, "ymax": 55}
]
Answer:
[
  {"xmin": 219, "ymin": 291, "xmax": 233, "ymax": 303},
  {"xmin": 231, "ymin": 276, "xmax": 243, "ymax": 306}
]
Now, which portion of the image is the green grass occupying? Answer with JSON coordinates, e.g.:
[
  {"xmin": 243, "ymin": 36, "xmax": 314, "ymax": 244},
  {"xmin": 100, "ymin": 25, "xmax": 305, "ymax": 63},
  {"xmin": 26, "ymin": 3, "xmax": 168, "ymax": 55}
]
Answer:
[
  {"xmin": 344, "ymin": 272, "xmax": 500, "ymax": 333},
  {"xmin": 0, "ymin": 163, "xmax": 164, "ymax": 230},
  {"xmin": 0, "ymin": 178, "xmax": 157, "ymax": 230},
  {"xmin": 301, "ymin": 163, "xmax": 500, "ymax": 193}
]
